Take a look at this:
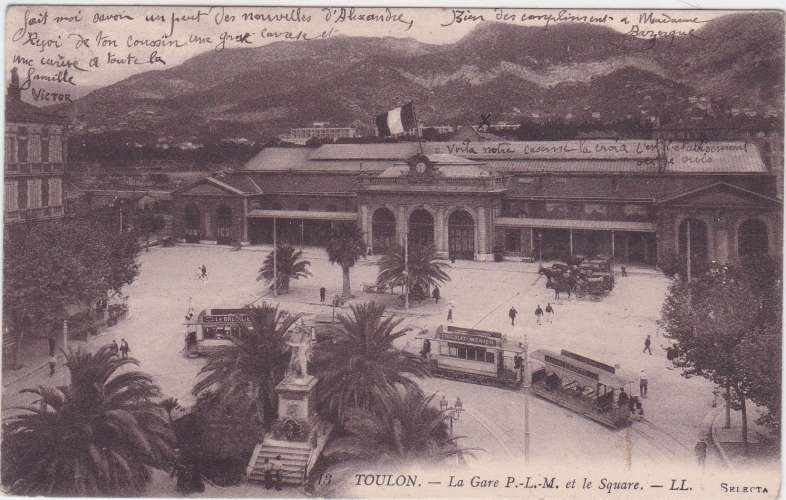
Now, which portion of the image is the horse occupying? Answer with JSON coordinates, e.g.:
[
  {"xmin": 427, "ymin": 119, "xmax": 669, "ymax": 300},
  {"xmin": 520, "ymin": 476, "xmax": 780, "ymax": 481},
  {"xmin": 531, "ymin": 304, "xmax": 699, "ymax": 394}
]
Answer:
[{"xmin": 546, "ymin": 277, "xmax": 574, "ymax": 300}]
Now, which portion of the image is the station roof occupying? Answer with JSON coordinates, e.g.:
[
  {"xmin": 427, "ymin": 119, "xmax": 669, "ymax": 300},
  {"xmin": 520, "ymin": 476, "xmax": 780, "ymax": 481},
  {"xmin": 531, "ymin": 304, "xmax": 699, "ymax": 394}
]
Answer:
[{"xmin": 239, "ymin": 140, "xmax": 768, "ymax": 176}]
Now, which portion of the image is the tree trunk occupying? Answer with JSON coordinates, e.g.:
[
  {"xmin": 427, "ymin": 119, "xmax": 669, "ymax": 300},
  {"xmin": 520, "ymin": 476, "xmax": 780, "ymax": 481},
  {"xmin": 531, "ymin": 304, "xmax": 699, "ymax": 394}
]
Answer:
[
  {"xmin": 342, "ymin": 266, "xmax": 351, "ymax": 299},
  {"xmin": 740, "ymin": 392, "xmax": 749, "ymax": 456},
  {"xmin": 724, "ymin": 385, "xmax": 732, "ymax": 429},
  {"xmin": 11, "ymin": 329, "xmax": 24, "ymax": 370}
]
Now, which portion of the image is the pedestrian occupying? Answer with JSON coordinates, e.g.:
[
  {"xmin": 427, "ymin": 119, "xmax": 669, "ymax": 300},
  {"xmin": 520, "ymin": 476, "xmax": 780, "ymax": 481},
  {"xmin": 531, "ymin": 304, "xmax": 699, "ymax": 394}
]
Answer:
[
  {"xmin": 120, "ymin": 338, "xmax": 130, "ymax": 359},
  {"xmin": 420, "ymin": 338, "xmax": 431, "ymax": 360},
  {"xmin": 450, "ymin": 254, "xmax": 456, "ymax": 264},
  {"xmin": 508, "ymin": 306, "xmax": 518, "ymax": 326},
  {"xmin": 513, "ymin": 353, "xmax": 523, "ymax": 383},
  {"xmin": 534, "ymin": 305, "xmax": 544, "ymax": 325},
  {"xmin": 111, "ymin": 340, "xmax": 119, "ymax": 356},
  {"xmin": 618, "ymin": 387, "xmax": 629, "ymax": 407},
  {"xmin": 200, "ymin": 264, "xmax": 207, "ymax": 280},
  {"xmin": 319, "ymin": 287, "xmax": 326, "ymax": 303},
  {"xmin": 447, "ymin": 302, "xmax": 454, "ymax": 323},
  {"xmin": 48, "ymin": 355, "xmax": 56, "ymax": 376},
  {"xmin": 643, "ymin": 334, "xmax": 653, "ymax": 355},
  {"xmin": 621, "ymin": 265, "xmax": 628, "ymax": 277},
  {"xmin": 694, "ymin": 439, "xmax": 707, "ymax": 468},
  {"xmin": 274, "ymin": 455, "xmax": 283, "ymax": 491},
  {"xmin": 432, "ymin": 287, "xmax": 440, "ymax": 304},
  {"xmin": 262, "ymin": 458, "xmax": 273, "ymax": 490},
  {"xmin": 639, "ymin": 369, "xmax": 648, "ymax": 398},
  {"xmin": 545, "ymin": 303, "xmax": 555, "ymax": 323}
]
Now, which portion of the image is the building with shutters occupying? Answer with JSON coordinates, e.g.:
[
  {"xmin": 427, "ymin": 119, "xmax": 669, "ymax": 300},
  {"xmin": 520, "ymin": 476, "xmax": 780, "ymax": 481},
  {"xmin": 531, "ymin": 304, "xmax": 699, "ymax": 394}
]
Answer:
[
  {"xmin": 4, "ymin": 68, "xmax": 68, "ymax": 228},
  {"xmin": 172, "ymin": 138, "xmax": 782, "ymax": 266}
]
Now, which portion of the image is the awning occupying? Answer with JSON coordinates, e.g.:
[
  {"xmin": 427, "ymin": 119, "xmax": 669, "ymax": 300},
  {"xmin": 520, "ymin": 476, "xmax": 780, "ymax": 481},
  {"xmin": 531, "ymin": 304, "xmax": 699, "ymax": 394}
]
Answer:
[
  {"xmin": 247, "ymin": 209, "xmax": 357, "ymax": 221},
  {"xmin": 495, "ymin": 217, "xmax": 655, "ymax": 232}
]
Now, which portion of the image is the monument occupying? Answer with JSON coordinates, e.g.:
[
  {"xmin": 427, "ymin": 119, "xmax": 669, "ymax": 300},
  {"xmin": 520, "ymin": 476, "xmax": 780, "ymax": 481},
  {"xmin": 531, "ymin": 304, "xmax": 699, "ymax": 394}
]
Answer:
[{"xmin": 274, "ymin": 322, "xmax": 318, "ymax": 438}]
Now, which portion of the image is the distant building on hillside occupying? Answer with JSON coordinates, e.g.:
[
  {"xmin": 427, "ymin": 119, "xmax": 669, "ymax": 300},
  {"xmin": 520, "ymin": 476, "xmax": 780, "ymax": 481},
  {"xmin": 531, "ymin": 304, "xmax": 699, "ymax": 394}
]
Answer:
[
  {"xmin": 281, "ymin": 123, "xmax": 357, "ymax": 145},
  {"xmin": 4, "ymin": 68, "xmax": 68, "ymax": 229}
]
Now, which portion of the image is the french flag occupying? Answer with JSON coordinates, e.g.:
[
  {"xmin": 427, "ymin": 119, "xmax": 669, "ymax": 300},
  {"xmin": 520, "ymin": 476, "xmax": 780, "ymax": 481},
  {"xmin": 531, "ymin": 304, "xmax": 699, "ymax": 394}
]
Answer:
[{"xmin": 376, "ymin": 102, "xmax": 417, "ymax": 137}]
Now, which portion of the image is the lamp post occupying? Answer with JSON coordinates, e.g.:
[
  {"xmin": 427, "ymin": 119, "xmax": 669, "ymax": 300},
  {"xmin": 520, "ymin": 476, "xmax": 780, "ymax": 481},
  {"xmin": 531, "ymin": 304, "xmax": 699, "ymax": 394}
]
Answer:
[
  {"xmin": 439, "ymin": 395, "xmax": 464, "ymax": 435},
  {"xmin": 537, "ymin": 232, "xmax": 543, "ymax": 264},
  {"xmin": 273, "ymin": 216, "xmax": 278, "ymax": 297},
  {"xmin": 522, "ymin": 335, "xmax": 530, "ymax": 464},
  {"xmin": 404, "ymin": 232, "xmax": 409, "ymax": 309}
]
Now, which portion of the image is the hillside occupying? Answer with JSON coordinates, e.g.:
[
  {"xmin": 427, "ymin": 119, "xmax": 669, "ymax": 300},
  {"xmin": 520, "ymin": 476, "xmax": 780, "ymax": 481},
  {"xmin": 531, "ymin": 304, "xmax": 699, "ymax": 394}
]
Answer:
[{"xmin": 54, "ymin": 12, "xmax": 783, "ymax": 140}]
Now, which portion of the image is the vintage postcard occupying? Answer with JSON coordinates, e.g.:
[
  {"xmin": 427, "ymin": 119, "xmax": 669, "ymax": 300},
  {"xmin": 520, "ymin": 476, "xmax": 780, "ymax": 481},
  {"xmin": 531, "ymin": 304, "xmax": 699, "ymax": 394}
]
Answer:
[{"xmin": 1, "ymin": 4, "xmax": 783, "ymax": 498}]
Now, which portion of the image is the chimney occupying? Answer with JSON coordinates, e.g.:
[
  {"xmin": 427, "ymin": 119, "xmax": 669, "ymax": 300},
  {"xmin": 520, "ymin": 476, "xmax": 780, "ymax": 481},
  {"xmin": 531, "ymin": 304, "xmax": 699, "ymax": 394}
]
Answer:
[{"xmin": 8, "ymin": 67, "xmax": 21, "ymax": 101}]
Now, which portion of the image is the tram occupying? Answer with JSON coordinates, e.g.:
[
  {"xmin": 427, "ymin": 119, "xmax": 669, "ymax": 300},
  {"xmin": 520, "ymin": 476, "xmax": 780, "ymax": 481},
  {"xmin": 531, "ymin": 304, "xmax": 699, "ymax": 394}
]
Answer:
[
  {"xmin": 529, "ymin": 349, "xmax": 635, "ymax": 429},
  {"xmin": 417, "ymin": 325, "xmax": 526, "ymax": 388},
  {"xmin": 184, "ymin": 308, "xmax": 252, "ymax": 356}
]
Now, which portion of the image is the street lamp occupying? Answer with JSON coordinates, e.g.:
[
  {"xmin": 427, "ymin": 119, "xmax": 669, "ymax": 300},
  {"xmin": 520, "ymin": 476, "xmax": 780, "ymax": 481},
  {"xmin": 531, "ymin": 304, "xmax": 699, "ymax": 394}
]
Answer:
[
  {"xmin": 537, "ymin": 232, "xmax": 543, "ymax": 264},
  {"xmin": 522, "ymin": 336, "xmax": 531, "ymax": 464},
  {"xmin": 439, "ymin": 395, "xmax": 464, "ymax": 434}
]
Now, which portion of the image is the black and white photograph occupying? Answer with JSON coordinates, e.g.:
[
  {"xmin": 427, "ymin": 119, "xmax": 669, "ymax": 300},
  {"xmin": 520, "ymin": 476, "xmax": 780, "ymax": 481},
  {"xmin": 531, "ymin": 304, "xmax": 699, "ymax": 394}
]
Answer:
[{"xmin": 1, "ymin": 5, "xmax": 783, "ymax": 498}]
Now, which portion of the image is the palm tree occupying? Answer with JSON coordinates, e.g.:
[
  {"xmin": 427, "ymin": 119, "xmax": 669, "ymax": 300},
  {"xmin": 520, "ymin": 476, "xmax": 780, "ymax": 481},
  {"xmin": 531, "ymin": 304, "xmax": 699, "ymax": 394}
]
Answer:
[
  {"xmin": 159, "ymin": 397, "xmax": 182, "ymax": 423},
  {"xmin": 376, "ymin": 244, "xmax": 451, "ymax": 301},
  {"xmin": 325, "ymin": 223, "xmax": 366, "ymax": 299},
  {"xmin": 192, "ymin": 303, "xmax": 302, "ymax": 427},
  {"xmin": 2, "ymin": 346, "xmax": 174, "ymax": 496},
  {"xmin": 312, "ymin": 301, "xmax": 428, "ymax": 423},
  {"xmin": 258, "ymin": 244, "xmax": 312, "ymax": 293},
  {"xmin": 326, "ymin": 387, "xmax": 472, "ymax": 464}
]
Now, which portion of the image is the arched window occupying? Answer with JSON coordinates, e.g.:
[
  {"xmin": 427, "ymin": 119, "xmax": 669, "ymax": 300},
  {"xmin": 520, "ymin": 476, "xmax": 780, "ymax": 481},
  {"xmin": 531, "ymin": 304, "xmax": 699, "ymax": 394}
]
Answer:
[
  {"xmin": 448, "ymin": 210, "xmax": 475, "ymax": 260},
  {"xmin": 408, "ymin": 208, "xmax": 434, "ymax": 248},
  {"xmin": 372, "ymin": 207, "xmax": 396, "ymax": 253}
]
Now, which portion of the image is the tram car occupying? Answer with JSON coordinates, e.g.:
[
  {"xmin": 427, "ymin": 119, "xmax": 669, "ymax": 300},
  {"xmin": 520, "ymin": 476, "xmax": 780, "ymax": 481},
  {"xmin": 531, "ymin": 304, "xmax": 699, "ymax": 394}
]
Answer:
[
  {"xmin": 529, "ymin": 349, "xmax": 635, "ymax": 429},
  {"xmin": 184, "ymin": 308, "xmax": 252, "ymax": 357},
  {"xmin": 417, "ymin": 325, "xmax": 526, "ymax": 388}
]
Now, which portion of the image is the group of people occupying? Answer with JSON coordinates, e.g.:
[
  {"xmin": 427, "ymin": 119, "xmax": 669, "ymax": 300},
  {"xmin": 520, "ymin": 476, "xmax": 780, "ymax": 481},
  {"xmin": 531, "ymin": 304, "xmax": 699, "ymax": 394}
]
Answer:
[
  {"xmin": 109, "ymin": 338, "xmax": 131, "ymax": 359},
  {"xmin": 261, "ymin": 456, "xmax": 285, "ymax": 491},
  {"xmin": 509, "ymin": 303, "xmax": 555, "ymax": 326},
  {"xmin": 617, "ymin": 387, "xmax": 645, "ymax": 419}
]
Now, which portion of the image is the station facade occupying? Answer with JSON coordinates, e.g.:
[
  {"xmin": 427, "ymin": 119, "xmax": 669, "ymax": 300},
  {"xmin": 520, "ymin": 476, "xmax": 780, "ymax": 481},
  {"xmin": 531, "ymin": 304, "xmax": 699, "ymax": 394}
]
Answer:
[{"xmin": 172, "ymin": 139, "xmax": 782, "ymax": 266}]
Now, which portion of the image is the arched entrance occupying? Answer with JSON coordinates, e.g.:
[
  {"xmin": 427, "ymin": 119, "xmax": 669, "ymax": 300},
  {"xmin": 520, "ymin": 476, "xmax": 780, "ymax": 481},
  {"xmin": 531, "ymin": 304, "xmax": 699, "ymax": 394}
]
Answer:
[
  {"xmin": 372, "ymin": 207, "xmax": 396, "ymax": 254},
  {"xmin": 408, "ymin": 209, "xmax": 434, "ymax": 249},
  {"xmin": 216, "ymin": 205, "xmax": 233, "ymax": 245},
  {"xmin": 678, "ymin": 218, "xmax": 708, "ymax": 267},
  {"xmin": 738, "ymin": 219, "xmax": 769, "ymax": 256},
  {"xmin": 185, "ymin": 203, "xmax": 201, "ymax": 243},
  {"xmin": 448, "ymin": 210, "xmax": 475, "ymax": 260}
]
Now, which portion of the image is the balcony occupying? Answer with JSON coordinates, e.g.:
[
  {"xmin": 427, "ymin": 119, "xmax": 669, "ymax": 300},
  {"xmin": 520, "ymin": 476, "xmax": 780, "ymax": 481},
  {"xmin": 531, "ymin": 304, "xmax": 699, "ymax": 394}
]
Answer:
[
  {"xmin": 358, "ymin": 175, "xmax": 509, "ymax": 193},
  {"xmin": 5, "ymin": 205, "xmax": 64, "ymax": 223}
]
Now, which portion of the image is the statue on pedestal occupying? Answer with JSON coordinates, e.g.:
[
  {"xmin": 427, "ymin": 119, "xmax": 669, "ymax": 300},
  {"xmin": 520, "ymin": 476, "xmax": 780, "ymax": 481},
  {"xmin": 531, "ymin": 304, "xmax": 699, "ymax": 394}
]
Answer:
[{"xmin": 285, "ymin": 323, "xmax": 312, "ymax": 382}]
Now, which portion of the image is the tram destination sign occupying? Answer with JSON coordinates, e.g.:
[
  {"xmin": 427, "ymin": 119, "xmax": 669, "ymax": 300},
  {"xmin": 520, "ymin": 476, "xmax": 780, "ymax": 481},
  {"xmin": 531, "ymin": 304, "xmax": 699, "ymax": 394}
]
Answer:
[
  {"xmin": 203, "ymin": 309, "xmax": 251, "ymax": 324},
  {"xmin": 440, "ymin": 326, "xmax": 502, "ymax": 346}
]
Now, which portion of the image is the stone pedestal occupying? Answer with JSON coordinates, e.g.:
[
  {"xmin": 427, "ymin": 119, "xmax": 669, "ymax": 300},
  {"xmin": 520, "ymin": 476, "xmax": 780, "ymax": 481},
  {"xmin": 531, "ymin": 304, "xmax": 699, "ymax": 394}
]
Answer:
[{"xmin": 275, "ymin": 375, "xmax": 318, "ymax": 426}]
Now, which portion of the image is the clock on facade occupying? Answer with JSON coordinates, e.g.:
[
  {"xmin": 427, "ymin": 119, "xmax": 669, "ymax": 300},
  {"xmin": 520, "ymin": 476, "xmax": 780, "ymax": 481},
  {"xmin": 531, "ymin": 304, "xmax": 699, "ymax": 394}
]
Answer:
[{"xmin": 415, "ymin": 162, "xmax": 427, "ymax": 174}]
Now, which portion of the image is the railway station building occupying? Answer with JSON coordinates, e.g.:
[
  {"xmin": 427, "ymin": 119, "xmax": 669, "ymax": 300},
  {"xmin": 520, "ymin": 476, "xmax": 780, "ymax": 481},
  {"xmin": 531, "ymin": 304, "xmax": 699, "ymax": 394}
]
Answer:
[{"xmin": 171, "ymin": 139, "xmax": 782, "ymax": 266}]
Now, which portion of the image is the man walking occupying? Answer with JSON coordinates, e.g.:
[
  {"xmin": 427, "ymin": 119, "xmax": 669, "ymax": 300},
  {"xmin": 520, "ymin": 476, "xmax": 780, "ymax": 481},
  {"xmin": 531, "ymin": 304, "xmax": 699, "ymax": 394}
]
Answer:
[
  {"xmin": 120, "ymin": 338, "xmax": 130, "ymax": 359},
  {"xmin": 545, "ymin": 303, "xmax": 555, "ymax": 323},
  {"xmin": 534, "ymin": 305, "xmax": 544, "ymax": 325},
  {"xmin": 643, "ymin": 334, "xmax": 653, "ymax": 355},
  {"xmin": 447, "ymin": 302, "xmax": 454, "ymax": 323},
  {"xmin": 200, "ymin": 264, "xmax": 207, "ymax": 280},
  {"xmin": 110, "ymin": 340, "xmax": 119, "ymax": 356},
  {"xmin": 508, "ymin": 306, "xmax": 518, "ymax": 326},
  {"xmin": 694, "ymin": 439, "xmax": 707, "ymax": 469},
  {"xmin": 513, "ymin": 353, "xmax": 523, "ymax": 383},
  {"xmin": 639, "ymin": 369, "xmax": 648, "ymax": 398},
  {"xmin": 432, "ymin": 287, "xmax": 440, "ymax": 304},
  {"xmin": 273, "ymin": 455, "xmax": 283, "ymax": 491},
  {"xmin": 319, "ymin": 287, "xmax": 326, "ymax": 303}
]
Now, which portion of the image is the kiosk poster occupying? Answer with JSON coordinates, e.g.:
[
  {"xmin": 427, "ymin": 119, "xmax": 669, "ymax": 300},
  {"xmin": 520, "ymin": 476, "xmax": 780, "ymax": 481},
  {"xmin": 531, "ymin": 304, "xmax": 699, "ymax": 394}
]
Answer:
[{"xmin": 1, "ymin": 4, "xmax": 783, "ymax": 499}]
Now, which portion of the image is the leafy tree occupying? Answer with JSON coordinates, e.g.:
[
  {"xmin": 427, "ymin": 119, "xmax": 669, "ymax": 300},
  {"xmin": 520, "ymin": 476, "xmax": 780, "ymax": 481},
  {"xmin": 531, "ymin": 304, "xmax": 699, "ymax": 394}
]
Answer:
[
  {"xmin": 326, "ymin": 387, "xmax": 470, "ymax": 464},
  {"xmin": 737, "ymin": 323, "xmax": 780, "ymax": 431},
  {"xmin": 325, "ymin": 223, "xmax": 366, "ymax": 299},
  {"xmin": 312, "ymin": 301, "xmax": 428, "ymax": 424},
  {"xmin": 136, "ymin": 212, "xmax": 165, "ymax": 252},
  {"xmin": 376, "ymin": 244, "xmax": 451, "ymax": 301},
  {"xmin": 1, "ymin": 346, "xmax": 173, "ymax": 496},
  {"xmin": 257, "ymin": 245, "xmax": 312, "ymax": 293},
  {"xmin": 192, "ymin": 303, "xmax": 302, "ymax": 427},
  {"xmin": 660, "ymin": 267, "xmax": 766, "ymax": 454},
  {"xmin": 3, "ymin": 217, "xmax": 140, "ymax": 368}
]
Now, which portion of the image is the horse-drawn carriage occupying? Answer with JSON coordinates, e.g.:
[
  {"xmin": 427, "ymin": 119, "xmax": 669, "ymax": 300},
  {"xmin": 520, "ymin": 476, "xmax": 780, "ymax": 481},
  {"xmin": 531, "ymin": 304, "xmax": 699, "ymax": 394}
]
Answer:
[{"xmin": 540, "ymin": 256, "xmax": 615, "ymax": 300}]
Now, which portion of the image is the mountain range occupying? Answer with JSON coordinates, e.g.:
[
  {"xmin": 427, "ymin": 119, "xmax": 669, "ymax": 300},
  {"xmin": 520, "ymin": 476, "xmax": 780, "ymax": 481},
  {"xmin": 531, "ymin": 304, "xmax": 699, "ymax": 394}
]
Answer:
[{"xmin": 51, "ymin": 12, "xmax": 784, "ymax": 140}]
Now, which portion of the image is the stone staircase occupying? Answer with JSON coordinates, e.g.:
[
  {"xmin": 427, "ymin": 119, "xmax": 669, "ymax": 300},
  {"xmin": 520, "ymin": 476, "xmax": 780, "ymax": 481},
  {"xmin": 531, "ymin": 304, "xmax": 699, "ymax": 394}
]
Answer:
[{"xmin": 246, "ymin": 438, "xmax": 310, "ymax": 486}]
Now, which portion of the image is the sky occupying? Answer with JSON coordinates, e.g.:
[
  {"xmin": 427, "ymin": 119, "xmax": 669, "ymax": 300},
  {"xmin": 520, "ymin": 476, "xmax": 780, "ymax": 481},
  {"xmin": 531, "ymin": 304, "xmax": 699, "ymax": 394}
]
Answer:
[{"xmin": 3, "ymin": 4, "xmax": 738, "ymax": 99}]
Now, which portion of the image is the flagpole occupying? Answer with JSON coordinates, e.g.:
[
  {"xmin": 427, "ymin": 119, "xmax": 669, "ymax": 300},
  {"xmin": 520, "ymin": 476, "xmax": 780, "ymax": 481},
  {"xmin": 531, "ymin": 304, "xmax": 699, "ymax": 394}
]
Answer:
[{"xmin": 410, "ymin": 101, "xmax": 424, "ymax": 154}]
